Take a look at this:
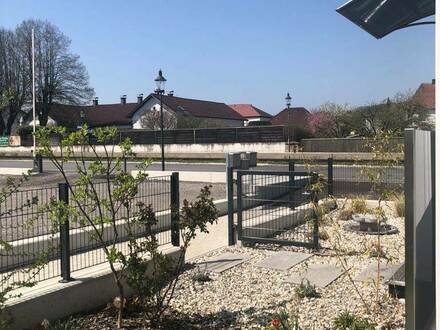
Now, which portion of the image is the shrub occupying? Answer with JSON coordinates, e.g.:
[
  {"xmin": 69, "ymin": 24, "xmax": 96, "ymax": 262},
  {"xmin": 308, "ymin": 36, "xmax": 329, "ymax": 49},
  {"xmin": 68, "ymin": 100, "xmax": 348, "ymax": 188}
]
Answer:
[
  {"xmin": 295, "ymin": 280, "xmax": 320, "ymax": 299},
  {"xmin": 393, "ymin": 194, "xmax": 405, "ymax": 217},
  {"xmin": 333, "ymin": 312, "xmax": 375, "ymax": 330},
  {"xmin": 191, "ymin": 266, "xmax": 212, "ymax": 283},
  {"xmin": 351, "ymin": 197, "xmax": 368, "ymax": 214},
  {"xmin": 318, "ymin": 230, "xmax": 329, "ymax": 241},
  {"xmin": 265, "ymin": 310, "xmax": 301, "ymax": 330},
  {"xmin": 339, "ymin": 208, "xmax": 353, "ymax": 221}
]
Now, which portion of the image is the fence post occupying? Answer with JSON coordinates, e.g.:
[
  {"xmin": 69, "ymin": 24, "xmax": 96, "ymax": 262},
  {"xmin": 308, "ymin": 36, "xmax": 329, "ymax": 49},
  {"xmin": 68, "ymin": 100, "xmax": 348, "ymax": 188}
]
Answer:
[
  {"xmin": 170, "ymin": 172, "xmax": 180, "ymax": 247},
  {"xmin": 123, "ymin": 154, "xmax": 127, "ymax": 173},
  {"xmin": 59, "ymin": 182, "xmax": 72, "ymax": 282},
  {"xmin": 310, "ymin": 173, "xmax": 320, "ymax": 250},
  {"xmin": 327, "ymin": 157, "xmax": 333, "ymax": 196},
  {"xmin": 288, "ymin": 160, "xmax": 295, "ymax": 209},
  {"xmin": 227, "ymin": 166, "xmax": 235, "ymax": 245}
]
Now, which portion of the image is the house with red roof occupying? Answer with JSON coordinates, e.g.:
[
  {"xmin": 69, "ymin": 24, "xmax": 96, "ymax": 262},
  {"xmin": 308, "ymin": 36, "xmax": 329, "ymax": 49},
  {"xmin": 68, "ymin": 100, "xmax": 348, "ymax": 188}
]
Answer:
[
  {"xmin": 23, "ymin": 93, "xmax": 245, "ymax": 130},
  {"xmin": 413, "ymin": 79, "xmax": 435, "ymax": 124},
  {"xmin": 270, "ymin": 107, "xmax": 311, "ymax": 128},
  {"xmin": 228, "ymin": 104, "xmax": 272, "ymax": 126}
]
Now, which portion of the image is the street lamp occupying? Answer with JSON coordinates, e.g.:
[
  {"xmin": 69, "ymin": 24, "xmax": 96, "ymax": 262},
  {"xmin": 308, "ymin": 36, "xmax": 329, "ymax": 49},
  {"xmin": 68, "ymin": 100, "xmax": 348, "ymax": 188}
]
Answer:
[
  {"xmin": 154, "ymin": 69, "xmax": 167, "ymax": 171},
  {"xmin": 285, "ymin": 92, "xmax": 292, "ymax": 148}
]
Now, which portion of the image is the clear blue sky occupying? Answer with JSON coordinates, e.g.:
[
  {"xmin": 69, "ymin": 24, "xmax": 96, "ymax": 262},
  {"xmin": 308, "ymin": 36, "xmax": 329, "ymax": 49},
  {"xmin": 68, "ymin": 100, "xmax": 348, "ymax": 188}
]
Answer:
[{"xmin": 0, "ymin": 0, "xmax": 435, "ymax": 114}]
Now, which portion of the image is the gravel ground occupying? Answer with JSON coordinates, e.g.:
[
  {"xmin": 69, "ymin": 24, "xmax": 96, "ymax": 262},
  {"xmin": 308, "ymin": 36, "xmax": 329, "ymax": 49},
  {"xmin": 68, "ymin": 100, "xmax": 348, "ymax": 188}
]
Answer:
[
  {"xmin": 169, "ymin": 199, "xmax": 405, "ymax": 329},
  {"xmin": 50, "ymin": 199, "xmax": 405, "ymax": 329}
]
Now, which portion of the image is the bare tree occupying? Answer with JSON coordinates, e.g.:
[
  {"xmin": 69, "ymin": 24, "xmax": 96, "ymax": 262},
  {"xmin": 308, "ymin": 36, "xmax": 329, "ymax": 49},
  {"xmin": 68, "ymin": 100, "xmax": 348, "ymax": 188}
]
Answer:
[
  {"xmin": 0, "ymin": 28, "xmax": 28, "ymax": 134},
  {"xmin": 15, "ymin": 19, "xmax": 94, "ymax": 126},
  {"xmin": 139, "ymin": 108, "xmax": 177, "ymax": 130}
]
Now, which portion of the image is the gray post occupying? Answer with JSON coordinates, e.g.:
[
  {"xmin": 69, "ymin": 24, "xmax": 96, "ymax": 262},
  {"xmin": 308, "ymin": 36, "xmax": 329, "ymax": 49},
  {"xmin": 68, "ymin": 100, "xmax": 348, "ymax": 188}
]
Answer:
[
  {"xmin": 327, "ymin": 157, "xmax": 333, "ymax": 196},
  {"xmin": 170, "ymin": 172, "xmax": 180, "ymax": 247},
  {"xmin": 227, "ymin": 166, "xmax": 235, "ymax": 245},
  {"xmin": 123, "ymin": 154, "xmax": 127, "ymax": 173},
  {"xmin": 404, "ymin": 129, "xmax": 435, "ymax": 329},
  {"xmin": 59, "ymin": 182, "xmax": 72, "ymax": 282},
  {"xmin": 33, "ymin": 154, "xmax": 43, "ymax": 173}
]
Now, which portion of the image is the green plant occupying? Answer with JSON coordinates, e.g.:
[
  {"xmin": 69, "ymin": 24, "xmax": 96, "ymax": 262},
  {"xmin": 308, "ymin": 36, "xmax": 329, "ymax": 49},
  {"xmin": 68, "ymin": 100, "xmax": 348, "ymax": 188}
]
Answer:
[
  {"xmin": 295, "ymin": 280, "xmax": 320, "ymax": 299},
  {"xmin": 339, "ymin": 208, "xmax": 354, "ymax": 221},
  {"xmin": 318, "ymin": 230, "xmax": 329, "ymax": 241},
  {"xmin": 125, "ymin": 186, "xmax": 218, "ymax": 327},
  {"xmin": 41, "ymin": 318, "xmax": 76, "ymax": 330},
  {"xmin": 191, "ymin": 265, "xmax": 212, "ymax": 283},
  {"xmin": 265, "ymin": 310, "xmax": 302, "ymax": 330},
  {"xmin": 351, "ymin": 197, "xmax": 368, "ymax": 214},
  {"xmin": 393, "ymin": 194, "xmax": 405, "ymax": 217},
  {"xmin": 333, "ymin": 312, "xmax": 375, "ymax": 330}
]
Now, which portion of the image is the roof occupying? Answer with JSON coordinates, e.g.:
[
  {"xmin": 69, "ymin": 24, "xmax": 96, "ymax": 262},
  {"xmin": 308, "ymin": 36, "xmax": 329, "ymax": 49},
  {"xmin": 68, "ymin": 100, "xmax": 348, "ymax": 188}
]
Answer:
[
  {"xmin": 145, "ymin": 94, "xmax": 244, "ymax": 121},
  {"xmin": 336, "ymin": 0, "xmax": 435, "ymax": 39},
  {"xmin": 228, "ymin": 104, "xmax": 272, "ymax": 119},
  {"xmin": 413, "ymin": 81, "xmax": 435, "ymax": 109},
  {"xmin": 270, "ymin": 107, "xmax": 311, "ymax": 127},
  {"xmin": 26, "ymin": 102, "xmax": 139, "ymax": 128}
]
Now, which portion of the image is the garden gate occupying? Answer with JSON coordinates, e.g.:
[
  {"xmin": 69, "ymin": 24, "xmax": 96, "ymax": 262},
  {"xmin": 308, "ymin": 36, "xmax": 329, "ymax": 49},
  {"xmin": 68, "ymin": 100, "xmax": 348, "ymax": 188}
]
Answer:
[{"xmin": 236, "ymin": 169, "xmax": 319, "ymax": 249}]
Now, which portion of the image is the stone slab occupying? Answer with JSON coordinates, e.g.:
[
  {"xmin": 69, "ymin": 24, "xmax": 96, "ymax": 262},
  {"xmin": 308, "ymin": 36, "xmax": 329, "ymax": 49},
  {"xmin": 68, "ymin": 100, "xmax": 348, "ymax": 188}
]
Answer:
[
  {"xmin": 354, "ymin": 263, "xmax": 401, "ymax": 284},
  {"xmin": 255, "ymin": 251, "xmax": 312, "ymax": 271},
  {"xmin": 285, "ymin": 264, "xmax": 344, "ymax": 288},
  {"xmin": 197, "ymin": 252, "xmax": 250, "ymax": 273}
]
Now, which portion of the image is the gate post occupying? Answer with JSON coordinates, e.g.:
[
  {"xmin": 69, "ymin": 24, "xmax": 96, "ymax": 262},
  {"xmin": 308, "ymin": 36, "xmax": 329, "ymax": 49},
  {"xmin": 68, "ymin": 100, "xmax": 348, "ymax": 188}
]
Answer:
[
  {"xmin": 310, "ymin": 173, "xmax": 320, "ymax": 250},
  {"xmin": 288, "ymin": 160, "xmax": 295, "ymax": 209},
  {"xmin": 236, "ymin": 171, "xmax": 243, "ymax": 242},
  {"xmin": 59, "ymin": 182, "xmax": 72, "ymax": 282},
  {"xmin": 170, "ymin": 172, "xmax": 180, "ymax": 247},
  {"xmin": 327, "ymin": 157, "xmax": 333, "ymax": 196}
]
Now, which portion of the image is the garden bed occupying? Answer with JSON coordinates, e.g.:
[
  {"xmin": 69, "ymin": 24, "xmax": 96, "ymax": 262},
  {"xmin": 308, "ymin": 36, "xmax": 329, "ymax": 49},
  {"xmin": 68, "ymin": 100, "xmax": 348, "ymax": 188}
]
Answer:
[{"xmin": 39, "ymin": 199, "xmax": 405, "ymax": 329}]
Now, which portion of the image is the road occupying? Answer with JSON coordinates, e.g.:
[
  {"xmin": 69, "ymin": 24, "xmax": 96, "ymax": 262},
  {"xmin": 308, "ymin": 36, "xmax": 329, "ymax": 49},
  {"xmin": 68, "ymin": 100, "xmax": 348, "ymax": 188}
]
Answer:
[{"xmin": 0, "ymin": 159, "xmax": 403, "ymax": 182}]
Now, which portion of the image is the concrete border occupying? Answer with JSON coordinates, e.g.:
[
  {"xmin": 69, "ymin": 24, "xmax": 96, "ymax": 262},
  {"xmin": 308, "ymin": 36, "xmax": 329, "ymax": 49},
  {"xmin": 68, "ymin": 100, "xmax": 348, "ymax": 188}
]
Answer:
[{"xmin": 6, "ymin": 244, "xmax": 182, "ymax": 330}]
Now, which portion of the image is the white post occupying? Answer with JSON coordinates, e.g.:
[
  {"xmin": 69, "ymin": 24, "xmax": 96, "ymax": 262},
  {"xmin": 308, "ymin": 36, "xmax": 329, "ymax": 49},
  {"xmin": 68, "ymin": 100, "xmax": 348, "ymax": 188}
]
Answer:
[{"xmin": 31, "ymin": 28, "xmax": 36, "ymax": 158}]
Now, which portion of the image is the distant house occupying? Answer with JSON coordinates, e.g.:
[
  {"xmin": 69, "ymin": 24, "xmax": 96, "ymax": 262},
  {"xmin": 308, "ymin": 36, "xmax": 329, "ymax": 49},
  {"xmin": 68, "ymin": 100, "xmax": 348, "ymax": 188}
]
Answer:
[
  {"xmin": 270, "ymin": 107, "xmax": 310, "ymax": 128},
  {"xmin": 132, "ymin": 94, "xmax": 244, "ymax": 128},
  {"xmin": 413, "ymin": 79, "xmax": 435, "ymax": 124},
  {"xmin": 228, "ymin": 104, "xmax": 272, "ymax": 126},
  {"xmin": 22, "ymin": 93, "xmax": 245, "ymax": 130}
]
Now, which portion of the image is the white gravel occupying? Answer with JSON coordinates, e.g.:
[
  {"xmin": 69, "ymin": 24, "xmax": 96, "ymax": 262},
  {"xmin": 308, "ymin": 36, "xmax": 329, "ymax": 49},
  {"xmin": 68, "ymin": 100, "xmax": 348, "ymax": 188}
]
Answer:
[{"xmin": 170, "ymin": 199, "xmax": 405, "ymax": 329}]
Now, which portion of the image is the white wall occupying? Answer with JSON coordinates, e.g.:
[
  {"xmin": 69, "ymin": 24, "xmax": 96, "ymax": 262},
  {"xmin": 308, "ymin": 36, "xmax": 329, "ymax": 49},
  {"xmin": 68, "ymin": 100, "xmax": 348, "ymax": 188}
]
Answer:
[{"xmin": 132, "ymin": 98, "xmax": 177, "ymax": 129}]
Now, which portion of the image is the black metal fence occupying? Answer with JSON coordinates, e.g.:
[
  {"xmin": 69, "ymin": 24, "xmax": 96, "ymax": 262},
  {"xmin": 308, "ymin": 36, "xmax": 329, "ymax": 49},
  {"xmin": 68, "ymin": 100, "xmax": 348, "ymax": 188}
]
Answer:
[
  {"xmin": 236, "ymin": 170, "xmax": 319, "ymax": 248},
  {"xmin": 287, "ymin": 158, "xmax": 404, "ymax": 199},
  {"xmin": 0, "ymin": 174, "xmax": 179, "ymax": 289}
]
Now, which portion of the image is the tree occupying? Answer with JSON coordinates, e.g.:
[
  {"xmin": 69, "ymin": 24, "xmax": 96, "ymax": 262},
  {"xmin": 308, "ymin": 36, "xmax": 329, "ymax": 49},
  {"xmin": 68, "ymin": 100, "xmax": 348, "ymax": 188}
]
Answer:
[
  {"xmin": 139, "ymin": 108, "xmax": 177, "ymax": 130},
  {"xmin": 0, "ymin": 19, "xmax": 94, "ymax": 130},
  {"xmin": 0, "ymin": 28, "xmax": 28, "ymax": 135},
  {"xmin": 36, "ymin": 125, "xmax": 218, "ymax": 328},
  {"xmin": 308, "ymin": 102, "xmax": 352, "ymax": 138}
]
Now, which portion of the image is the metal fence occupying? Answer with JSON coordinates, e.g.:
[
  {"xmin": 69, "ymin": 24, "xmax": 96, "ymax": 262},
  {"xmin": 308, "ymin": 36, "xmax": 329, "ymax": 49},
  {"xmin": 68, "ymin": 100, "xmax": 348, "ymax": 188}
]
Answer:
[
  {"xmin": 0, "ymin": 174, "xmax": 179, "ymax": 289},
  {"xmin": 236, "ymin": 170, "xmax": 319, "ymax": 248}
]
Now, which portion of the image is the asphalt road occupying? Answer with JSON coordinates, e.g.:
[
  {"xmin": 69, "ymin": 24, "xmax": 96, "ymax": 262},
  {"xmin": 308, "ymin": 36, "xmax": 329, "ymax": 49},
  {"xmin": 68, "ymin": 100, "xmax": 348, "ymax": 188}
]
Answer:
[{"xmin": 0, "ymin": 159, "xmax": 403, "ymax": 182}]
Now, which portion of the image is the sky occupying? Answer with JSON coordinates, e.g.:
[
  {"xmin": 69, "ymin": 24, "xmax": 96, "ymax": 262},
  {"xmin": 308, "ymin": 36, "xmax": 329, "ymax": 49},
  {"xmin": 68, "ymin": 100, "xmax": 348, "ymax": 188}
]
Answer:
[{"xmin": 0, "ymin": 0, "xmax": 435, "ymax": 114}]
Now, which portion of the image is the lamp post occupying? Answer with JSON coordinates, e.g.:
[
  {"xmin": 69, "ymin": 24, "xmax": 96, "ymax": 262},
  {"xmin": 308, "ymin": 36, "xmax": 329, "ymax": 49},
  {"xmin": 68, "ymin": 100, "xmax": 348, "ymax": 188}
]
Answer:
[
  {"xmin": 154, "ymin": 69, "xmax": 167, "ymax": 171},
  {"xmin": 285, "ymin": 92, "xmax": 292, "ymax": 148}
]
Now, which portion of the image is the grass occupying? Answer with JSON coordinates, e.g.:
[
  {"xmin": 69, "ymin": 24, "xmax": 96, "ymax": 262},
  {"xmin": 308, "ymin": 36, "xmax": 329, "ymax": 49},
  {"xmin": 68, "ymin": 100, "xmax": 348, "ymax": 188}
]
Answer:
[
  {"xmin": 333, "ymin": 312, "xmax": 376, "ymax": 330},
  {"xmin": 295, "ymin": 280, "xmax": 320, "ymax": 299},
  {"xmin": 393, "ymin": 194, "xmax": 405, "ymax": 217}
]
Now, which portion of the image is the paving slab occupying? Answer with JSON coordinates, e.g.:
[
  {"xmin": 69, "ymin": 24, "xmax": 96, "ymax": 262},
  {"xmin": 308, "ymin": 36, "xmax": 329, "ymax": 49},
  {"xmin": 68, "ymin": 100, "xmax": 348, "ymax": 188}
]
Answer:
[
  {"xmin": 255, "ymin": 251, "xmax": 312, "ymax": 271},
  {"xmin": 354, "ymin": 263, "xmax": 401, "ymax": 284},
  {"xmin": 197, "ymin": 252, "xmax": 250, "ymax": 273},
  {"xmin": 285, "ymin": 264, "xmax": 344, "ymax": 288}
]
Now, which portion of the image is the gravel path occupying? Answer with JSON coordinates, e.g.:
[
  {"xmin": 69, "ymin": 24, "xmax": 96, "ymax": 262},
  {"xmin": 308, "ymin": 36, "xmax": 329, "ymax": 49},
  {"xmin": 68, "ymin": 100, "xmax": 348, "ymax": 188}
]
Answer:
[{"xmin": 170, "ymin": 200, "xmax": 405, "ymax": 329}]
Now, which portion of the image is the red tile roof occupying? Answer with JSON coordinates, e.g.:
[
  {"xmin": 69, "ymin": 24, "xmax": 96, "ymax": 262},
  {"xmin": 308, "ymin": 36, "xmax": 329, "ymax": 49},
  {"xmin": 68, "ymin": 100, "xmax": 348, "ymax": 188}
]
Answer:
[
  {"xmin": 413, "ymin": 81, "xmax": 435, "ymax": 109},
  {"xmin": 150, "ymin": 94, "xmax": 244, "ymax": 121},
  {"xmin": 270, "ymin": 107, "xmax": 310, "ymax": 127},
  {"xmin": 228, "ymin": 104, "xmax": 272, "ymax": 119}
]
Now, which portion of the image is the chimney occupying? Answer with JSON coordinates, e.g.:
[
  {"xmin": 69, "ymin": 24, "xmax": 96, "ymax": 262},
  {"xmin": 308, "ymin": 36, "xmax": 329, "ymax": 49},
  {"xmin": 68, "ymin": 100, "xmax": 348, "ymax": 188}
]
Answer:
[
  {"xmin": 167, "ymin": 90, "xmax": 174, "ymax": 96},
  {"xmin": 432, "ymin": 79, "xmax": 435, "ymax": 85},
  {"xmin": 120, "ymin": 95, "xmax": 127, "ymax": 105},
  {"xmin": 92, "ymin": 97, "xmax": 98, "ymax": 106},
  {"xmin": 137, "ymin": 93, "xmax": 144, "ymax": 104}
]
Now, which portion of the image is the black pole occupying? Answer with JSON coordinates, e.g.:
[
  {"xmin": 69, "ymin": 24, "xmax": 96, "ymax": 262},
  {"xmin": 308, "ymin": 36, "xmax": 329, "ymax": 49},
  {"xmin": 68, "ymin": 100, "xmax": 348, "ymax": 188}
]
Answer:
[
  {"xmin": 288, "ymin": 160, "xmax": 295, "ymax": 209},
  {"xmin": 227, "ymin": 166, "xmax": 235, "ymax": 245},
  {"xmin": 160, "ymin": 92, "xmax": 165, "ymax": 171},
  {"xmin": 59, "ymin": 182, "xmax": 72, "ymax": 282},
  {"xmin": 170, "ymin": 172, "xmax": 180, "ymax": 246},
  {"xmin": 327, "ymin": 157, "xmax": 333, "ymax": 196}
]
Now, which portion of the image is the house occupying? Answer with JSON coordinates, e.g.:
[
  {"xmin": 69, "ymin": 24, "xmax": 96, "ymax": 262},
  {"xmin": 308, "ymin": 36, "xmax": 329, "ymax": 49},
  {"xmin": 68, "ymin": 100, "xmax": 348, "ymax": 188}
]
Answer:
[
  {"xmin": 22, "ymin": 93, "xmax": 245, "ymax": 130},
  {"xmin": 270, "ymin": 107, "xmax": 311, "ymax": 128},
  {"xmin": 412, "ymin": 79, "xmax": 435, "ymax": 124},
  {"xmin": 228, "ymin": 104, "xmax": 272, "ymax": 126},
  {"xmin": 132, "ymin": 93, "xmax": 244, "ymax": 128}
]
